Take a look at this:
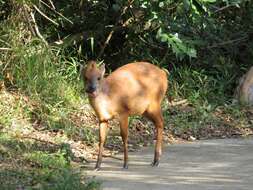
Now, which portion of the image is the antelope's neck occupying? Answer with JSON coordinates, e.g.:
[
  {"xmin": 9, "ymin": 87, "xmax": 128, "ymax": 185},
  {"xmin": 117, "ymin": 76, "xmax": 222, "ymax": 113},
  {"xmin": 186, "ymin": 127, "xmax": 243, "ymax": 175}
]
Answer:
[{"xmin": 88, "ymin": 82, "xmax": 113, "ymax": 121}]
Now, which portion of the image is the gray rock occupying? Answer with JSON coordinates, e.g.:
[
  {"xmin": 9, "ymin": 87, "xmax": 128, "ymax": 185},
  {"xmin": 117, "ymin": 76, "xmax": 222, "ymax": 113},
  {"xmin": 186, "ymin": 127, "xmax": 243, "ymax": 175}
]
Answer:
[{"xmin": 235, "ymin": 66, "xmax": 253, "ymax": 105}]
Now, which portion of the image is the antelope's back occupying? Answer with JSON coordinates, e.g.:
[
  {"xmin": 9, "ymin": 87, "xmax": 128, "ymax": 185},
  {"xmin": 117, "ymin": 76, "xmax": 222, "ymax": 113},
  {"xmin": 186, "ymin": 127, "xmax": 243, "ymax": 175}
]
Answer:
[{"xmin": 105, "ymin": 62, "xmax": 168, "ymax": 114}]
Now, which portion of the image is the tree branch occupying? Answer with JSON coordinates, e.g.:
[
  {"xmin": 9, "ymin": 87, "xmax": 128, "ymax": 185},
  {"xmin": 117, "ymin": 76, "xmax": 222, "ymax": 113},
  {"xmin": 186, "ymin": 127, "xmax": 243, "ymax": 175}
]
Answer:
[
  {"xmin": 33, "ymin": 4, "xmax": 59, "ymax": 26},
  {"xmin": 0, "ymin": 48, "xmax": 12, "ymax": 51},
  {"xmin": 207, "ymin": 36, "xmax": 248, "ymax": 49},
  {"xmin": 97, "ymin": 0, "xmax": 135, "ymax": 59},
  {"xmin": 40, "ymin": 0, "xmax": 73, "ymax": 24},
  {"xmin": 30, "ymin": 12, "xmax": 48, "ymax": 45},
  {"xmin": 46, "ymin": 0, "xmax": 56, "ymax": 10},
  {"xmin": 213, "ymin": 5, "xmax": 236, "ymax": 13},
  {"xmin": 91, "ymin": 152, "xmax": 123, "ymax": 160}
]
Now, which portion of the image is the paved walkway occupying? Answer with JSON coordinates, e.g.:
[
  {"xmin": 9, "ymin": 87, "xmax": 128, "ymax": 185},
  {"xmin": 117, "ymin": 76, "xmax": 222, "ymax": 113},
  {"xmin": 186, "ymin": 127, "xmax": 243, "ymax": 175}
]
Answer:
[{"xmin": 86, "ymin": 138, "xmax": 253, "ymax": 190}]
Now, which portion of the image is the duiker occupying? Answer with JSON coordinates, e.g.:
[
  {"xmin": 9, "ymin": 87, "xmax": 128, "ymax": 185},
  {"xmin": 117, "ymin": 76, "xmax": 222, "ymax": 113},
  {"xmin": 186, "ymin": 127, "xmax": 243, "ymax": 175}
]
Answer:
[{"xmin": 82, "ymin": 60, "xmax": 168, "ymax": 170}]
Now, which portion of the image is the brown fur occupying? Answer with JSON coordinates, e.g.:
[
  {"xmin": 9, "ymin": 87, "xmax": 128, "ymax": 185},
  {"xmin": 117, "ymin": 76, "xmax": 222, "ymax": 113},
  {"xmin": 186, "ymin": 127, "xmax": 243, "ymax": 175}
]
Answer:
[{"xmin": 82, "ymin": 61, "xmax": 168, "ymax": 170}]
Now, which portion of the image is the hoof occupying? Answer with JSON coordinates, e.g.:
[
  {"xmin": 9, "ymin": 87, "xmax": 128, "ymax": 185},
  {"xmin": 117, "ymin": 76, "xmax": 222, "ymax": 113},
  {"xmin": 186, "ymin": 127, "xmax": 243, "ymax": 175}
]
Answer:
[
  {"xmin": 151, "ymin": 160, "xmax": 159, "ymax": 167},
  {"xmin": 94, "ymin": 168, "xmax": 101, "ymax": 172},
  {"xmin": 123, "ymin": 164, "xmax": 128, "ymax": 169},
  {"xmin": 94, "ymin": 164, "xmax": 101, "ymax": 171},
  {"xmin": 94, "ymin": 167, "xmax": 101, "ymax": 171}
]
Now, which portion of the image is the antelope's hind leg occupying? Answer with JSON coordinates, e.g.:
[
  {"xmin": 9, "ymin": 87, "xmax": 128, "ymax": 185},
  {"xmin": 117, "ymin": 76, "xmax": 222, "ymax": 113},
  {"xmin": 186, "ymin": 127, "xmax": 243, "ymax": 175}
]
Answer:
[
  {"xmin": 119, "ymin": 115, "xmax": 129, "ymax": 169},
  {"xmin": 145, "ymin": 107, "xmax": 164, "ymax": 167}
]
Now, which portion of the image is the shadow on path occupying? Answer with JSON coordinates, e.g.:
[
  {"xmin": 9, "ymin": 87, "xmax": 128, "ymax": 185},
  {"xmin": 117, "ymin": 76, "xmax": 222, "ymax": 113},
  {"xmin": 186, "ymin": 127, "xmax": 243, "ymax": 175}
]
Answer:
[{"xmin": 85, "ymin": 138, "xmax": 253, "ymax": 190}]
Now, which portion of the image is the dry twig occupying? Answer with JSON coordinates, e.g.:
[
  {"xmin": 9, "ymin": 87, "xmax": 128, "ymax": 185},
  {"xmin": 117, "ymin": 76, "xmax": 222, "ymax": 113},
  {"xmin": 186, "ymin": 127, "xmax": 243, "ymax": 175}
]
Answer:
[
  {"xmin": 40, "ymin": 0, "xmax": 73, "ymax": 24},
  {"xmin": 97, "ymin": 0, "xmax": 135, "ymax": 59},
  {"xmin": 47, "ymin": 0, "xmax": 56, "ymax": 9},
  {"xmin": 91, "ymin": 152, "xmax": 123, "ymax": 160},
  {"xmin": 21, "ymin": 135, "xmax": 59, "ymax": 146},
  {"xmin": 0, "ymin": 48, "xmax": 12, "ymax": 51},
  {"xmin": 168, "ymin": 99, "xmax": 189, "ymax": 107},
  {"xmin": 33, "ymin": 4, "xmax": 59, "ymax": 26},
  {"xmin": 207, "ymin": 36, "xmax": 248, "ymax": 49},
  {"xmin": 30, "ymin": 12, "xmax": 48, "ymax": 45},
  {"xmin": 214, "ymin": 5, "xmax": 236, "ymax": 13}
]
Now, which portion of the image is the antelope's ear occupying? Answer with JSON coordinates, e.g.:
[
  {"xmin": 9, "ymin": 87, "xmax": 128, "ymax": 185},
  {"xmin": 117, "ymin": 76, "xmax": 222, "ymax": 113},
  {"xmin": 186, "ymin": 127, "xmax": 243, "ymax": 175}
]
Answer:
[
  {"xmin": 100, "ymin": 64, "xmax": 105, "ymax": 78},
  {"xmin": 79, "ymin": 64, "xmax": 87, "ymax": 81},
  {"xmin": 80, "ymin": 64, "xmax": 84, "ymax": 74}
]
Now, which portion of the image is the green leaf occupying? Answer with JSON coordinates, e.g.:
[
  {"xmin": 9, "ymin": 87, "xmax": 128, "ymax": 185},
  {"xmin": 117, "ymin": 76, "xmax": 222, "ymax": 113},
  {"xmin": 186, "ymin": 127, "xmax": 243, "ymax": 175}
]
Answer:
[
  {"xmin": 183, "ymin": 0, "xmax": 191, "ymax": 11},
  {"xmin": 112, "ymin": 4, "xmax": 120, "ymax": 12},
  {"xmin": 192, "ymin": 0, "xmax": 206, "ymax": 14},
  {"xmin": 159, "ymin": 2, "xmax": 165, "ymax": 8},
  {"xmin": 160, "ymin": 34, "xmax": 169, "ymax": 42},
  {"xmin": 187, "ymin": 47, "xmax": 197, "ymax": 58},
  {"xmin": 157, "ymin": 29, "xmax": 197, "ymax": 59},
  {"xmin": 201, "ymin": 0, "xmax": 216, "ymax": 2}
]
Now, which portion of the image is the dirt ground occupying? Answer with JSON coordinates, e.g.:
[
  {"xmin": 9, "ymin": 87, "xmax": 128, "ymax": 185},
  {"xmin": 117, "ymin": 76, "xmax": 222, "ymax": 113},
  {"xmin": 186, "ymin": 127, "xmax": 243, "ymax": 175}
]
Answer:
[{"xmin": 86, "ymin": 137, "xmax": 253, "ymax": 190}]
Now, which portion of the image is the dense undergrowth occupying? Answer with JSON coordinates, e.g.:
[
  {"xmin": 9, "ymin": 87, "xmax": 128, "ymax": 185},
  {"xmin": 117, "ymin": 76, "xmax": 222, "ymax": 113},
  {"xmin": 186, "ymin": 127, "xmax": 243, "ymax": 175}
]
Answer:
[{"xmin": 0, "ymin": 0, "xmax": 253, "ymax": 189}]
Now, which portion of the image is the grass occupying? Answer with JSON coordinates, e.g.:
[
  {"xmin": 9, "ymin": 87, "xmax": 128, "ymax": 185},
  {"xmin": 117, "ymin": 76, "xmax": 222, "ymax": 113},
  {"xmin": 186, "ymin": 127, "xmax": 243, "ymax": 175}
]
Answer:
[
  {"xmin": 1, "ymin": 43, "xmax": 252, "ymax": 188},
  {"xmin": 159, "ymin": 60, "xmax": 252, "ymax": 139},
  {"xmin": 0, "ymin": 131, "xmax": 100, "ymax": 190},
  {"xmin": 163, "ymin": 100, "xmax": 253, "ymax": 140},
  {"xmin": 169, "ymin": 63, "xmax": 236, "ymax": 105},
  {"xmin": 0, "ymin": 8, "xmax": 252, "ymax": 188},
  {"xmin": 0, "ymin": 32, "xmax": 100, "ymax": 189}
]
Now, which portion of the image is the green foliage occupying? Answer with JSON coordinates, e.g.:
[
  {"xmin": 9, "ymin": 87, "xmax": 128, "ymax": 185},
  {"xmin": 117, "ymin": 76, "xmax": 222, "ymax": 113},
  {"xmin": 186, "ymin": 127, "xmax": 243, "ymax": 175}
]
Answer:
[
  {"xmin": 24, "ymin": 150, "xmax": 70, "ymax": 168},
  {"xmin": 170, "ymin": 61, "xmax": 236, "ymax": 105},
  {"xmin": 0, "ymin": 131, "xmax": 100, "ymax": 190},
  {"xmin": 156, "ymin": 28, "xmax": 197, "ymax": 59},
  {"xmin": 0, "ymin": 0, "xmax": 251, "ymax": 142},
  {"xmin": 0, "ymin": 0, "xmax": 252, "ymax": 187},
  {"xmin": 42, "ymin": 169, "xmax": 101, "ymax": 190},
  {"xmin": 0, "ymin": 4, "xmax": 100, "ymax": 188}
]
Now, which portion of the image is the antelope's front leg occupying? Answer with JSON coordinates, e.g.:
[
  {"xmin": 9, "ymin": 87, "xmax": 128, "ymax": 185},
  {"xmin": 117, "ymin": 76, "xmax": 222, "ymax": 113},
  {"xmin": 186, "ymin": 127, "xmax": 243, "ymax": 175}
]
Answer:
[{"xmin": 95, "ymin": 121, "xmax": 108, "ymax": 170}]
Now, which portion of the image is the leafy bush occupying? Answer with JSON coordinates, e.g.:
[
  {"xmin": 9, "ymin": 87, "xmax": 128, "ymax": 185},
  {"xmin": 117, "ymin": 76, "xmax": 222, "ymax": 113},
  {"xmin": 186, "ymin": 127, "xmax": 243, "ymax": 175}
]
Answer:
[
  {"xmin": 1, "ymin": 0, "xmax": 253, "ymax": 102},
  {"xmin": 0, "ymin": 1, "xmax": 252, "ymax": 188}
]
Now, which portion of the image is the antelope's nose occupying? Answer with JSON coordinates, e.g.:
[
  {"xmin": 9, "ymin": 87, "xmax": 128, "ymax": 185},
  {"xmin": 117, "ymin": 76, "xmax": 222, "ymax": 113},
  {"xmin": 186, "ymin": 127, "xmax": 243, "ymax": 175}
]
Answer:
[{"xmin": 86, "ymin": 86, "xmax": 96, "ymax": 93}]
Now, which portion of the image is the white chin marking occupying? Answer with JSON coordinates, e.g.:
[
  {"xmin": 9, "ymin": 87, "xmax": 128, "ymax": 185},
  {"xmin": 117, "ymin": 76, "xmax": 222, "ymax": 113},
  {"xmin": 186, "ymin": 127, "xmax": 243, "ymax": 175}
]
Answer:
[{"xmin": 88, "ymin": 91, "xmax": 98, "ymax": 98}]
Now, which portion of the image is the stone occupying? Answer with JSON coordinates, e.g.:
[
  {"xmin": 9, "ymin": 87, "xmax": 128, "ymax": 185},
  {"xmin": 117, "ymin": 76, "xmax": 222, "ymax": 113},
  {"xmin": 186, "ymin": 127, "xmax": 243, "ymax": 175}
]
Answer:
[{"xmin": 235, "ymin": 66, "xmax": 253, "ymax": 105}]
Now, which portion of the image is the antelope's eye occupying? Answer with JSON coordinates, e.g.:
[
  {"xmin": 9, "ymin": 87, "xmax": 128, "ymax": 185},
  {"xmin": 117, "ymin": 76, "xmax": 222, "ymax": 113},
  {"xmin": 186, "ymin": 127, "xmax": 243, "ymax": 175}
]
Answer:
[{"xmin": 98, "ymin": 77, "xmax": 101, "ymax": 81}]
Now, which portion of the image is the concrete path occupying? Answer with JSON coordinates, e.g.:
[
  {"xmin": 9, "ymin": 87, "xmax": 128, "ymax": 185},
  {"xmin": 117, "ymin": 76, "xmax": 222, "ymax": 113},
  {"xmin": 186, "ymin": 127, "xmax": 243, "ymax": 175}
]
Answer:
[{"xmin": 86, "ymin": 138, "xmax": 253, "ymax": 190}]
